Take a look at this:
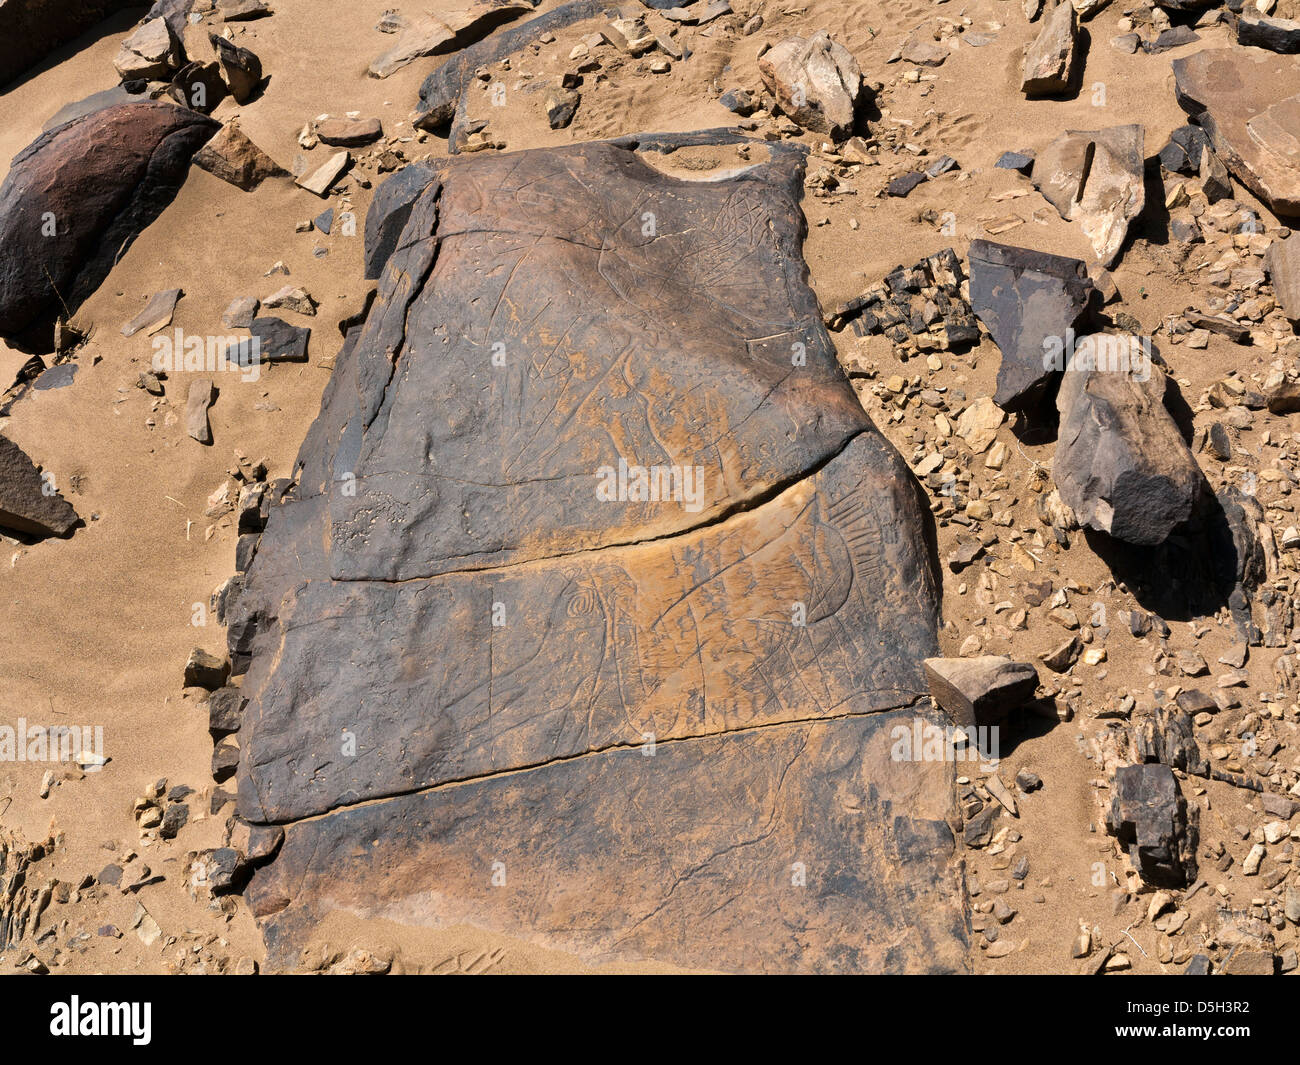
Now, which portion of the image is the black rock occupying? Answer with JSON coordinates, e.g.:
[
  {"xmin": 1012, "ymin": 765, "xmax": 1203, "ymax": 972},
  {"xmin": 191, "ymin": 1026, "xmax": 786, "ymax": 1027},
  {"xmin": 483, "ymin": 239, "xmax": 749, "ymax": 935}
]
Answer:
[
  {"xmin": 719, "ymin": 88, "xmax": 756, "ymax": 115},
  {"xmin": 1133, "ymin": 706, "xmax": 1209, "ymax": 776},
  {"xmin": 363, "ymin": 162, "xmax": 437, "ymax": 280},
  {"xmin": 212, "ymin": 740, "xmax": 240, "ymax": 784},
  {"xmin": 995, "ymin": 150, "xmax": 1034, "ymax": 174},
  {"xmin": 968, "ymin": 240, "xmax": 1094, "ymax": 413},
  {"xmin": 888, "ymin": 171, "xmax": 927, "ymax": 197},
  {"xmin": 0, "ymin": 102, "xmax": 218, "ymax": 351},
  {"xmin": 249, "ymin": 316, "xmax": 309, "ymax": 362},
  {"xmin": 314, "ymin": 208, "xmax": 334, "ymax": 235},
  {"xmin": 1184, "ymin": 954, "xmax": 1211, "ymax": 975},
  {"xmin": 1144, "ymin": 26, "xmax": 1200, "ymax": 53},
  {"xmin": 0, "ymin": 435, "xmax": 79, "ymax": 537},
  {"xmin": 208, "ymin": 686, "xmax": 247, "ymax": 735},
  {"xmin": 1158, "ymin": 124, "xmax": 1207, "ymax": 174},
  {"xmin": 1237, "ymin": 13, "xmax": 1300, "ymax": 53},
  {"xmin": 1107, "ymin": 763, "xmax": 1198, "ymax": 888}
]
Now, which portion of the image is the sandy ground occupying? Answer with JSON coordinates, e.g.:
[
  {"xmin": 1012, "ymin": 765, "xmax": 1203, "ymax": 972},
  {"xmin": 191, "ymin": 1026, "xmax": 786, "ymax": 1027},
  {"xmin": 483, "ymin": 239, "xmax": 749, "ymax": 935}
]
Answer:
[{"xmin": 0, "ymin": 0, "xmax": 1296, "ymax": 973}]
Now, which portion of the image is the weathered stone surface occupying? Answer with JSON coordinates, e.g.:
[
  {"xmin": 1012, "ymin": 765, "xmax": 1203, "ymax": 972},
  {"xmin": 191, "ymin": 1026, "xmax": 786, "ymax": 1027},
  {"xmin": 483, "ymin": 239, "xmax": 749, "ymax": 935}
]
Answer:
[
  {"xmin": 209, "ymin": 33, "xmax": 262, "ymax": 104},
  {"xmin": 316, "ymin": 117, "xmax": 382, "ymax": 147},
  {"xmin": 248, "ymin": 712, "xmax": 966, "ymax": 973},
  {"xmin": 232, "ymin": 135, "xmax": 965, "ymax": 972},
  {"xmin": 1173, "ymin": 48, "xmax": 1300, "ymax": 218},
  {"xmin": 1107, "ymin": 763, "xmax": 1198, "ymax": 887},
  {"xmin": 0, "ymin": 102, "xmax": 219, "ymax": 351},
  {"xmin": 1265, "ymin": 234, "xmax": 1300, "ymax": 322},
  {"xmin": 113, "ymin": 16, "xmax": 181, "ymax": 81},
  {"xmin": 1237, "ymin": 13, "xmax": 1300, "ymax": 54},
  {"xmin": 0, "ymin": 435, "xmax": 78, "ymax": 537},
  {"xmin": 1055, "ymin": 339, "xmax": 1203, "ymax": 545},
  {"xmin": 924, "ymin": 656, "xmax": 1038, "ymax": 727},
  {"xmin": 1133, "ymin": 705, "xmax": 1208, "ymax": 777},
  {"xmin": 0, "ymin": 0, "xmax": 139, "ymax": 88},
  {"xmin": 363, "ymin": 162, "xmax": 436, "ymax": 280},
  {"xmin": 414, "ymin": 0, "xmax": 605, "ymax": 129},
  {"xmin": 1033, "ymin": 125, "xmax": 1145, "ymax": 266},
  {"xmin": 186, "ymin": 378, "xmax": 214, "ymax": 444},
  {"xmin": 968, "ymin": 239, "xmax": 1095, "ymax": 412},
  {"xmin": 193, "ymin": 122, "xmax": 286, "ymax": 190},
  {"xmin": 369, "ymin": 0, "xmax": 531, "ymax": 77},
  {"xmin": 120, "ymin": 288, "xmax": 181, "ymax": 337},
  {"xmin": 1021, "ymin": 0, "xmax": 1077, "ymax": 96},
  {"xmin": 758, "ymin": 31, "xmax": 861, "ymax": 139},
  {"xmin": 1158, "ymin": 123, "xmax": 1207, "ymax": 175}
]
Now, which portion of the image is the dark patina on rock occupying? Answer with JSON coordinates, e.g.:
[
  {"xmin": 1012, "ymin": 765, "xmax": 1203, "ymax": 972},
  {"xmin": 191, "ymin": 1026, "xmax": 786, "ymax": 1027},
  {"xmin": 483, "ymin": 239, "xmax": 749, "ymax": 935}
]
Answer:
[
  {"xmin": 233, "ymin": 133, "xmax": 966, "ymax": 973},
  {"xmin": 0, "ymin": 101, "xmax": 219, "ymax": 351}
]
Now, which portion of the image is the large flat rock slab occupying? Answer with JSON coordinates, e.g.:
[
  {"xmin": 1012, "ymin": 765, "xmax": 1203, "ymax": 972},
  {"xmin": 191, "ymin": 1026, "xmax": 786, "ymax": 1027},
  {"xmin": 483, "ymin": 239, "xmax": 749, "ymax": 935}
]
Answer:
[
  {"xmin": 230, "ymin": 134, "xmax": 965, "ymax": 972},
  {"xmin": 1172, "ymin": 47, "xmax": 1300, "ymax": 218},
  {"xmin": 247, "ymin": 712, "xmax": 969, "ymax": 974}
]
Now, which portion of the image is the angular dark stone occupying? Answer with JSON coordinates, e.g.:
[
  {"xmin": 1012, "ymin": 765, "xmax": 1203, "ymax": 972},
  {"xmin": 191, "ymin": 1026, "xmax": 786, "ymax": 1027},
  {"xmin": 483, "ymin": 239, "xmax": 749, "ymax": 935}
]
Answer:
[
  {"xmin": 924, "ymin": 656, "xmax": 1038, "ymax": 728},
  {"xmin": 210, "ymin": 34, "xmax": 263, "ymax": 105},
  {"xmin": 995, "ymin": 150, "xmax": 1034, "ymax": 174},
  {"xmin": 363, "ymin": 162, "xmax": 437, "ymax": 280},
  {"xmin": 1107, "ymin": 763, "xmax": 1198, "ymax": 887},
  {"xmin": 968, "ymin": 239, "xmax": 1094, "ymax": 413},
  {"xmin": 1055, "ymin": 344, "xmax": 1203, "ymax": 545},
  {"xmin": 0, "ymin": 102, "xmax": 219, "ymax": 351},
  {"xmin": 208, "ymin": 687, "xmax": 247, "ymax": 735},
  {"xmin": 1144, "ymin": 26, "xmax": 1199, "ymax": 53},
  {"xmin": 313, "ymin": 208, "xmax": 334, "ymax": 236},
  {"xmin": 231, "ymin": 134, "xmax": 966, "ymax": 972},
  {"xmin": 1133, "ymin": 706, "xmax": 1208, "ymax": 776},
  {"xmin": 0, "ymin": 435, "xmax": 78, "ymax": 537},
  {"xmin": 1237, "ymin": 13, "xmax": 1300, "ymax": 53},
  {"xmin": 184, "ymin": 647, "xmax": 229, "ymax": 690},
  {"xmin": 1158, "ymin": 124, "xmax": 1207, "ymax": 175},
  {"xmin": 719, "ymin": 88, "xmax": 756, "ymax": 115}
]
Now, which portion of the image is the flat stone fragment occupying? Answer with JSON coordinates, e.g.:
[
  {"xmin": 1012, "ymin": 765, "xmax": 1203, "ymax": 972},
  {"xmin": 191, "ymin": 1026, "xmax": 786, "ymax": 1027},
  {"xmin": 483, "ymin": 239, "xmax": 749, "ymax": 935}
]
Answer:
[
  {"xmin": 968, "ymin": 239, "xmax": 1095, "ymax": 412},
  {"xmin": 758, "ymin": 31, "xmax": 861, "ymax": 139},
  {"xmin": 114, "ymin": 17, "xmax": 181, "ymax": 81},
  {"xmin": 1237, "ymin": 14, "xmax": 1300, "ymax": 54},
  {"xmin": 194, "ymin": 123, "xmax": 286, "ymax": 191},
  {"xmin": 295, "ymin": 150, "xmax": 349, "ymax": 196},
  {"xmin": 230, "ymin": 134, "xmax": 965, "ymax": 973},
  {"xmin": 186, "ymin": 378, "xmax": 215, "ymax": 444},
  {"xmin": 1021, "ymin": 0, "xmax": 1077, "ymax": 96},
  {"xmin": 249, "ymin": 316, "xmax": 308, "ymax": 361},
  {"xmin": 316, "ymin": 117, "xmax": 383, "ymax": 147},
  {"xmin": 1172, "ymin": 48, "xmax": 1300, "ymax": 218},
  {"xmin": 121, "ymin": 288, "xmax": 182, "ymax": 338},
  {"xmin": 0, "ymin": 435, "xmax": 78, "ymax": 537},
  {"xmin": 1265, "ymin": 234, "xmax": 1300, "ymax": 321},
  {"xmin": 368, "ymin": 0, "xmax": 532, "ymax": 77},
  {"xmin": 1055, "ymin": 339, "xmax": 1203, "ymax": 545},
  {"xmin": 924, "ymin": 656, "xmax": 1039, "ymax": 727},
  {"xmin": 1033, "ymin": 125, "xmax": 1145, "ymax": 267},
  {"xmin": 0, "ymin": 102, "xmax": 219, "ymax": 351}
]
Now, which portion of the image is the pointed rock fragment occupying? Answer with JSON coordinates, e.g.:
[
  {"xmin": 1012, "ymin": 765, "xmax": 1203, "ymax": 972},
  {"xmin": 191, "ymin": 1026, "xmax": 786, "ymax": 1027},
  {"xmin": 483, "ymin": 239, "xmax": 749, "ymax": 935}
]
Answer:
[
  {"xmin": 1021, "ymin": 0, "xmax": 1077, "ymax": 96},
  {"xmin": 194, "ymin": 123, "xmax": 286, "ymax": 190},
  {"xmin": 924, "ymin": 656, "xmax": 1039, "ymax": 728},
  {"xmin": 1032, "ymin": 125, "xmax": 1145, "ymax": 266},
  {"xmin": 0, "ymin": 436, "xmax": 78, "ymax": 537}
]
